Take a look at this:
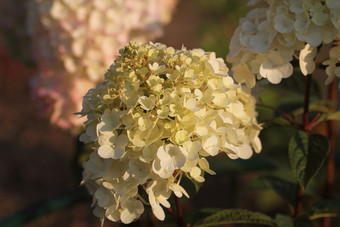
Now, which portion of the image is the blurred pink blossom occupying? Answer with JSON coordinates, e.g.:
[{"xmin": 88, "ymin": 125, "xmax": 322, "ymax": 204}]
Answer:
[{"xmin": 28, "ymin": 0, "xmax": 177, "ymax": 133}]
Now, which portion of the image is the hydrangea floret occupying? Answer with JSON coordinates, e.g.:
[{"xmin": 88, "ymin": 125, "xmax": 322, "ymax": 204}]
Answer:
[
  {"xmin": 323, "ymin": 37, "xmax": 340, "ymax": 86},
  {"xmin": 227, "ymin": 0, "xmax": 340, "ymax": 86},
  {"xmin": 28, "ymin": 0, "xmax": 177, "ymax": 130},
  {"xmin": 79, "ymin": 42, "xmax": 262, "ymax": 224}
]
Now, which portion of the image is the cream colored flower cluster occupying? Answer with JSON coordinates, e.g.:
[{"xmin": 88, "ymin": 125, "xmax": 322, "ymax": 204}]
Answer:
[
  {"xmin": 79, "ymin": 42, "xmax": 262, "ymax": 224},
  {"xmin": 28, "ymin": 0, "xmax": 177, "ymax": 130},
  {"xmin": 323, "ymin": 38, "xmax": 340, "ymax": 85},
  {"xmin": 228, "ymin": 0, "xmax": 340, "ymax": 86}
]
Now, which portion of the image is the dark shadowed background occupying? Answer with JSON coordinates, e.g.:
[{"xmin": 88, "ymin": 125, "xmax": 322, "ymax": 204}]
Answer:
[{"xmin": 1, "ymin": 0, "xmax": 339, "ymax": 226}]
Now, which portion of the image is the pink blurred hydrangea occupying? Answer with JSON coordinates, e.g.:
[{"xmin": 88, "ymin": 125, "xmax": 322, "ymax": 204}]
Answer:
[{"xmin": 28, "ymin": 0, "xmax": 177, "ymax": 132}]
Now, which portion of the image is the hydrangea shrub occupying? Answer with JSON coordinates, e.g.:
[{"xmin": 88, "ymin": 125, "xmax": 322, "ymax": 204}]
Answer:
[
  {"xmin": 227, "ymin": 0, "xmax": 340, "ymax": 86},
  {"xmin": 79, "ymin": 42, "xmax": 262, "ymax": 224}
]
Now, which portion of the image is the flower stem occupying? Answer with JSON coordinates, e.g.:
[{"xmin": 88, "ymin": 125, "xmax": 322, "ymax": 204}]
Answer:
[
  {"xmin": 323, "ymin": 78, "xmax": 337, "ymax": 227},
  {"xmin": 294, "ymin": 74, "xmax": 312, "ymax": 217},
  {"xmin": 256, "ymin": 103, "xmax": 296, "ymax": 124},
  {"xmin": 167, "ymin": 207, "xmax": 177, "ymax": 223},
  {"xmin": 293, "ymin": 186, "xmax": 303, "ymax": 218},
  {"xmin": 149, "ymin": 210, "xmax": 159, "ymax": 227},
  {"xmin": 326, "ymin": 78, "xmax": 337, "ymax": 192},
  {"xmin": 175, "ymin": 196, "xmax": 185, "ymax": 227},
  {"xmin": 303, "ymin": 74, "xmax": 312, "ymax": 132}
]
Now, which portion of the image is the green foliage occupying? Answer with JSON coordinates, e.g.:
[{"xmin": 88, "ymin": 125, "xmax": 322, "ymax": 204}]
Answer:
[
  {"xmin": 264, "ymin": 116, "xmax": 294, "ymax": 128},
  {"xmin": 190, "ymin": 175, "xmax": 203, "ymax": 193},
  {"xmin": 274, "ymin": 213, "xmax": 314, "ymax": 226},
  {"xmin": 191, "ymin": 208, "xmax": 224, "ymax": 224},
  {"xmin": 195, "ymin": 0, "xmax": 248, "ymax": 58},
  {"xmin": 262, "ymin": 176, "xmax": 297, "ymax": 206},
  {"xmin": 0, "ymin": 187, "xmax": 89, "ymax": 227},
  {"xmin": 207, "ymin": 155, "xmax": 276, "ymax": 176},
  {"xmin": 293, "ymin": 215, "xmax": 314, "ymax": 227},
  {"xmin": 317, "ymin": 109, "xmax": 340, "ymax": 122},
  {"xmin": 271, "ymin": 70, "xmax": 321, "ymax": 99},
  {"xmin": 288, "ymin": 131, "xmax": 329, "ymax": 190},
  {"xmin": 275, "ymin": 214, "xmax": 293, "ymax": 227},
  {"xmin": 181, "ymin": 172, "xmax": 202, "ymax": 195},
  {"xmin": 261, "ymin": 101, "xmax": 340, "ymax": 130},
  {"xmin": 310, "ymin": 199, "xmax": 340, "ymax": 219},
  {"xmin": 191, "ymin": 208, "xmax": 276, "ymax": 226},
  {"xmin": 293, "ymin": 102, "xmax": 333, "ymax": 115},
  {"xmin": 326, "ymin": 111, "xmax": 340, "ymax": 121}
]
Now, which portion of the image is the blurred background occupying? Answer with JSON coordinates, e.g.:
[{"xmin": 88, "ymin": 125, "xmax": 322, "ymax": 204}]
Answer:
[{"xmin": 0, "ymin": 0, "xmax": 339, "ymax": 226}]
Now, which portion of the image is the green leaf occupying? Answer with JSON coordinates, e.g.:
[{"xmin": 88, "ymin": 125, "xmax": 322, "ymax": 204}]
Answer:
[
  {"xmin": 326, "ymin": 111, "xmax": 340, "ymax": 121},
  {"xmin": 264, "ymin": 116, "xmax": 293, "ymax": 128},
  {"xmin": 310, "ymin": 199, "xmax": 340, "ymax": 219},
  {"xmin": 292, "ymin": 102, "xmax": 332, "ymax": 116},
  {"xmin": 275, "ymin": 214, "xmax": 293, "ymax": 227},
  {"xmin": 0, "ymin": 187, "xmax": 89, "ymax": 227},
  {"xmin": 191, "ymin": 209, "xmax": 276, "ymax": 226},
  {"xmin": 183, "ymin": 172, "xmax": 202, "ymax": 193},
  {"xmin": 288, "ymin": 131, "xmax": 329, "ymax": 190},
  {"xmin": 262, "ymin": 176, "xmax": 297, "ymax": 206},
  {"xmin": 208, "ymin": 156, "xmax": 276, "ymax": 174},
  {"xmin": 273, "ymin": 69, "xmax": 321, "ymax": 98},
  {"xmin": 192, "ymin": 179, "xmax": 202, "ymax": 193},
  {"xmin": 293, "ymin": 215, "xmax": 314, "ymax": 227},
  {"xmin": 309, "ymin": 110, "xmax": 340, "ymax": 128},
  {"xmin": 191, "ymin": 208, "xmax": 224, "ymax": 225}
]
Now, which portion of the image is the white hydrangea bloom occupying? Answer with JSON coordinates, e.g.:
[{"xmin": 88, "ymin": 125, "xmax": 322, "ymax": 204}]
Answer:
[
  {"xmin": 259, "ymin": 50, "xmax": 293, "ymax": 84},
  {"xmin": 80, "ymin": 42, "xmax": 262, "ymax": 224},
  {"xmin": 98, "ymin": 134, "xmax": 128, "ymax": 159},
  {"xmin": 27, "ymin": 0, "xmax": 177, "ymax": 131},
  {"xmin": 157, "ymin": 144, "xmax": 186, "ymax": 171},
  {"xmin": 120, "ymin": 199, "xmax": 144, "ymax": 224},
  {"xmin": 299, "ymin": 44, "xmax": 317, "ymax": 76},
  {"xmin": 323, "ymin": 38, "xmax": 340, "ymax": 85},
  {"xmin": 228, "ymin": 0, "xmax": 340, "ymax": 86}
]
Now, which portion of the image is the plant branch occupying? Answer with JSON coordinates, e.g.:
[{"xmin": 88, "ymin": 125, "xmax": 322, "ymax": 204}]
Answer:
[
  {"xmin": 149, "ymin": 210, "xmax": 159, "ymax": 227},
  {"xmin": 325, "ymin": 78, "xmax": 337, "ymax": 196},
  {"xmin": 293, "ymin": 185, "xmax": 304, "ymax": 218},
  {"xmin": 167, "ymin": 207, "xmax": 177, "ymax": 223},
  {"xmin": 310, "ymin": 213, "xmax": 338, "ymax": 220},
  {"xmin": 257, "ymin": 103, "xmax": 296, "ymax": 124},
  {"xmin": 293, "ymin": 74, "xmax": 312, "ymax": 218},
  {"xmin": 323, "ymin": 78, "xmax": 337, "ymax": 227},
  {"xmin": 175, "ymin": 196, "xmax": 185, "ymax": 227},
  {"xmin": 308, "ymin": 113, "xmax": 321, "ymax": 129},
  {"xmin": 302, "ymin": 74, "xmax": 312, "ymax": 131}
]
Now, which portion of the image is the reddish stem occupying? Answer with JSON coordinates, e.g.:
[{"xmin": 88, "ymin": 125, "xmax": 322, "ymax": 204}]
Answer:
[
  {"xmin": 326, "ymin": 78, "xmax": 337, "ymax": 193},
  {"xmin": 308, "ymin": 113, "xmax": 321, "ymax": 129},
  {"xmin": 293, "ymin": 186, "xmax": 303, "ymax": 218},
  {"xmin": 294, "ymin": 74, "xmax": 312, "ymax": 217},
  {"xmin": 323, "ymin": 78, "xmax": 337, "ymax": 227},
  {"xmin": 326, "ymin": 124, "xmax": 335, "ymax": 191},
  {"xmin": 149, "ymin": 210, "xmax": 159, "ymax": 227},
  {"xmin": 175, "ymin": 196, "xmax": 185, "ymax": 227},
  {"xmin": 167, "ymin": 207, "xmax": 177, "ymax": 223},
  {"xmin": 256, "ymin": 103, "xmax": 296, "ymax": 124},
  {"xmin": 303, "ymin": 74, "xmax": 312, "ymax": 131}
]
